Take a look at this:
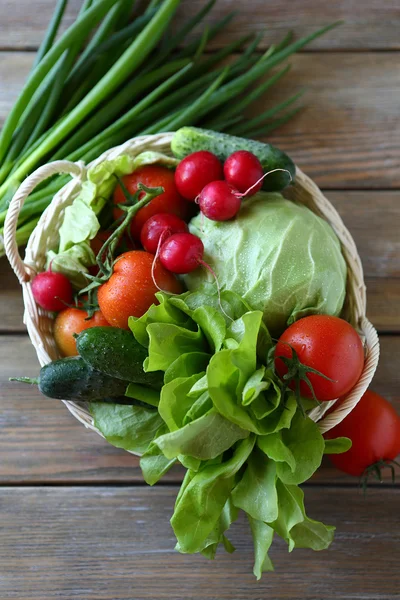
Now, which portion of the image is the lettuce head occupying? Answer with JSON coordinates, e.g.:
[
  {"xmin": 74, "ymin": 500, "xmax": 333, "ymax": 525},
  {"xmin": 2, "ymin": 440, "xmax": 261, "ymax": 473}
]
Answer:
[{"xmin": 184, "ymin": 193, "xmax": 347, "ymax": 335}]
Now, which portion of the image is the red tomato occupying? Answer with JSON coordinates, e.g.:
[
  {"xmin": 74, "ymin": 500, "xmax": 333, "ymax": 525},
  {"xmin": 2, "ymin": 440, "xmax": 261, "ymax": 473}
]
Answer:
[
  {"xmin": 54, "ymin": 307, "xmax": 110, "ymax": 357},
  {"xmin": 113, "ymin": 166, "xmax": 190, "ymax": 240},
  {"xmin": 274, "ymin": 315, "xmax": 364, "ymax": 402},
  {"xmin": 325, "ymin": 390, "xmax": 400, "ymax": 476},
  {"xmin": 97, "ymin": 250, "xmax": 183, "ymax": 329}
]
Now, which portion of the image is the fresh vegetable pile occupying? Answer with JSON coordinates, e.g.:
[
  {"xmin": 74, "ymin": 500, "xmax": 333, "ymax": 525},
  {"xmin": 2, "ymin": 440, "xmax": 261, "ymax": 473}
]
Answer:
[
  {"xmin": 13, "ymin": 127, "xmax": 400, "ymax": 577},
  {"xmin": 0, "ymin": 0, "xmax": 339, "ymax": 254}
]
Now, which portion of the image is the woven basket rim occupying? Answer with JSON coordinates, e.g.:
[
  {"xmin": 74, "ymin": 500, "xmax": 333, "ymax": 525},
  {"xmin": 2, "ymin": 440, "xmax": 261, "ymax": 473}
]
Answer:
[{"xmin": 4, "ymin": 132, "xmax": 380, "ymax": 446}]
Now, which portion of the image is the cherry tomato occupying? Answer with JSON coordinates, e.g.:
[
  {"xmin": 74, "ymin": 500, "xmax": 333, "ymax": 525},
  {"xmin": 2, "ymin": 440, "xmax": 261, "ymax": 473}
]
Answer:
[
  {"xmin": 97, "ymin": 250, "xmax": 182, "ymax": 328},
  {"xmin": 325, "ymin": 390, "xmax": 400, "ymax": 476},
  {"xmin": 274, "ymin": 315, "xmax": 364, "ymax": 402},
  {"xmin": 54, "ymin": 307, "xmax": 110, "ymax": 357},
  {"xmin": 198, "ymin": 180, "xmax": 242, "ymax": 221},
  {"xmin": 174, "ymin": 151, "xmax": 223, "ymax": 201},
  {"xmin": 160, "ymin": 232, "xmax": 204, "ymax": 274},
  {"xmin": 224, "ymin": 150, "xmax": 264, "ymax": 196},
  {"xmin": 31, "ymin": 270, "xmax": 73, "ymax": 312},
  {"xmin": 113, "ymin": 166, "xmax": 189, "ymax": 240}
]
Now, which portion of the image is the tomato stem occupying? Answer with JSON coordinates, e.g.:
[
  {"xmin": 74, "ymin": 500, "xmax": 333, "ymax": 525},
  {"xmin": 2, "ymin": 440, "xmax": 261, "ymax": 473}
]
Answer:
[
  {"xmin": 275, "ymin": 340, "xmax": 336, "ymax": 412},
  {"xmin": 79, "ymin": 183, "xmax": 164, "ymax": 301},
  {"xmin": 361, "ymin": 459, "xmax": 400, "ymax": 494}
]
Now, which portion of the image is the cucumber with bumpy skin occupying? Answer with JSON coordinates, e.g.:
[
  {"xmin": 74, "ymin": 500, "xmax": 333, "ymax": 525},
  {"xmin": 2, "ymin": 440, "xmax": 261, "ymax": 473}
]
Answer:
[
  {"xmin": 76, "ymin": 326, "xmax": 164, "ymax": 388},
  {"xmin": 34, "ymin": 357, "xmax": 130, "ymax": 401},
  {"xmin": 171, "ymin": 127, "xmax": 295, "ymax": 192}
]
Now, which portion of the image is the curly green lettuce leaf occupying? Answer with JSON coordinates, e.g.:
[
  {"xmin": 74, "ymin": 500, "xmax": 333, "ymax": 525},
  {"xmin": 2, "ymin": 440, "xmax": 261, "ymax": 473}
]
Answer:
[
  {"xmin": 140, "ymin": 424, "xmax": 176, "ymax": 485},
  {"xmin": 248, "ymin": 517, "xmax": 274, "ymax": 579},
  {"xmin": 200, "ymin": 497, "xmax": 238, "ymax": 559},
  {"xmin": 90, "ymin": 402, "xmax": 163, "ymax": 455},
  {"xmin": 324, "ymin": 437, "xmax": 352, "ymax": 454},
  {"xmin": 257, "ymin": 432, "xmax": 296, "ymax": 473},
  {"xmin": 140, "ymin": 445, "xmax": 176, "ymax": 486},
  {"xmin": 272, "ymin": 411, "xmax": 325, "ymax": 485},
  {"xmin": 269, "ymin": 480, "xmax": 335, "ymax": 552},
  {"xmin": 144, "ymin": 323, "xmax": 206, "ymax": 373},
  {"xmin": 207, "ymin": 343, "xmax": 296, "ymax": 435},
  {"xmin": 159, "ymin": 373, "xmax": 206, "ymax": 432},
  {"xmin": 155, "ymin": 410, "xmax": 249, "ymax": 461},
  {"xmin": 47, "ymin": 241, "xmax": 95, "ymax": 288},
  {"xmin": 171, "ymin": 436, "xmax": 255, "ymax": 554},
  {"xmin": 129, "ymin": 292, "xmax": 194, "ymax": 348},
  {"xmin": 231, "ymin": 449, "xmax": 278, "ymax": 522},
  {"xmin": 183, "ymin": 391, "xmax": 213, "ymax": 425},
  {"xmin": 164, "ymin": 352, "xmax": 210, "ymax": 384}
]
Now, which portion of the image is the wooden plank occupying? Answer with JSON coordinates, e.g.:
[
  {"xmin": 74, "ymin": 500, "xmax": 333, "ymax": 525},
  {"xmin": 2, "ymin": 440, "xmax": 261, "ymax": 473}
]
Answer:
[
  {"xmin": 1, "ymin": 0, "xmax": 400, "ymax": 51},
  {"xmin": 264, "ymin": 53, "xmax": 400, "ymax": 189},
  {"xmin": 0, "ymin": 258, "xmax": 25, "ymax": 331},
  {"xmin": 1, "ymin": 52, "xmax": 399, "ymax": 188},
  {"xmin": 0, "ymin": 486, "xmax": 399, "ymax": 599},
  {"xmin": 0, "ymin": 334, "xmax": 399, "ymax": 484}
]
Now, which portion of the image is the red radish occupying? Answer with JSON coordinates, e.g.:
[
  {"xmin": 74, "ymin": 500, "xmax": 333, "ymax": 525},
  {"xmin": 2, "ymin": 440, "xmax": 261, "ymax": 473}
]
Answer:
[
  {"xmin": 159, "ymin": 232, "xmax": 204, "ymax": 274},
  {"xmin": 140, "ymin": 213, "xmax": 188, "ymax": 254},
  {"xmin": 175, "ymin": 151, "xmax": 223, "ymax": 201},
  {"xmin": 31, "ymin": 270, "xmax": 73, "ymax": 312},
  {"xmin": 224, "ymin": 150, "xmax": 264, "ymax": 196},
  {"xmin": 198, "ymin": 180, "xmax": 241, "ymax": 221}
]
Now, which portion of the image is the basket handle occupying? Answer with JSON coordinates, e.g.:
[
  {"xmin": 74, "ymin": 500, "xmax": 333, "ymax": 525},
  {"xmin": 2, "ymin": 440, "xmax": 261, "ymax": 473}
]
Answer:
[{"xmin": 4, "ymin": 160, "xmax": 86, "ymax": 284}]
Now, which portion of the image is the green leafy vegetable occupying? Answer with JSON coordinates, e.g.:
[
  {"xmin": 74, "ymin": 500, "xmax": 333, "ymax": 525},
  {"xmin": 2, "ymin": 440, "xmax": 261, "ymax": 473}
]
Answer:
[
  {"xmin": 324, "ymin": 437, "xmax": 352, "ymax": 454},
  {"xmin": 274, "ymin": 411, "xmax": 325, "ymax": 485},
  {"xmin": 171, "ymin": 436, "xmax": 255, "ymax": 554},
  {"xmin": 90, "ymin": 285, "xmax": 336, "ymax": 575},
  {"xmin": 155, "ymin": 410, "xmax": 249, "ymax": 460},
  {"xmin": 232, "ymin": 450, "xmax": 278, "ymax": 522},
  {"xmin": 90, "ymin": 402, "xmax": 162, "ymax": 455},
  {"xmin": 248, "ymin": 517, "xmax": 274, "ymax": 578}
]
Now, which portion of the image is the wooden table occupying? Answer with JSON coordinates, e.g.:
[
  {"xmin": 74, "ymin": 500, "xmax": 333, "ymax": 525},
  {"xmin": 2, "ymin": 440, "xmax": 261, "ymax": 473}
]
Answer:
[{"xmin": 1, "ymin": 2, "xmax": 400, "ymax": 598}]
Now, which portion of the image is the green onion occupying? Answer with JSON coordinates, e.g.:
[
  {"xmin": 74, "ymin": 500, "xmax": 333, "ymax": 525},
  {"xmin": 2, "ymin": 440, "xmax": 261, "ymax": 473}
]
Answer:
[
  {"xmin": 0, "ymin": 0, "xmax": 340, "ymax": 255},
  {"xmin": 0, "ymin": 0, "xmax": 121, "ymax": 165},
  {"xmin": 31, "ymin": 0, "xmax": 68, "ymax": 70}
]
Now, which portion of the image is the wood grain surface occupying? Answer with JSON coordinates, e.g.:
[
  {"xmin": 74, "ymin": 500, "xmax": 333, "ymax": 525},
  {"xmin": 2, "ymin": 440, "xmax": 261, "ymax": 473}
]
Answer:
[
  {"xmin": 0, "ymin": 486, "xmax": 399, "ymax": 599},
  {"xmin": 1, "ymin": 0, "xmax": 400, "ymax": 51},
  {"xmin": 1, "ymin": 52, "xmax": 399, "ymax": 188}
]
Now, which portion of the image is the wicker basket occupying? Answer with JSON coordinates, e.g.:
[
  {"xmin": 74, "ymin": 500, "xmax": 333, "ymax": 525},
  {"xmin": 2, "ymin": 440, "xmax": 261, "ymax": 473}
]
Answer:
[{"xmin": 4, "ymin": 132, "xmax": 380, "ymax": 442}]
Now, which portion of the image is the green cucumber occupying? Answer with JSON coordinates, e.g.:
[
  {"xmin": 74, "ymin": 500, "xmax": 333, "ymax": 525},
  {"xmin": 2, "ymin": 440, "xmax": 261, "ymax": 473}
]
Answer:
[
  {"xmin": 171, "ymin": 126, "xmax": 295, "ymax": 191},
  {"xmin": 76, "ymin": 326, "xmax": 163, "ymax": 388},
  {"xmin": 37, "ymin": 357, "xmax": 130, "ymax": 401}
]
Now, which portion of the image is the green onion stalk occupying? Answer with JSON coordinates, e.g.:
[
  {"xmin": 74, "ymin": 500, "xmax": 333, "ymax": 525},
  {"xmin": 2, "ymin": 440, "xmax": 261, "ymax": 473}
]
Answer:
[{"xmin": 0, "ymin": 0, "xmax": 339, "ymax": 255}]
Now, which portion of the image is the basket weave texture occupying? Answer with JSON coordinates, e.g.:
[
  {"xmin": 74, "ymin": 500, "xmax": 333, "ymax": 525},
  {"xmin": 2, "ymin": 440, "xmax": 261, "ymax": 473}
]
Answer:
[{"xmin": 4, "ymin": 132, "xmax": 380, "ymax": 441}]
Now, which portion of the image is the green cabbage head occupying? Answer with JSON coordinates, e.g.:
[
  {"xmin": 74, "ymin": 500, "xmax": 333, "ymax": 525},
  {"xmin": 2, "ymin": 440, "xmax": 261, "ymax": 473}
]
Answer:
[{"xmin": 184, "ymin": 193, "xmax": 347, "ymax": 335}]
